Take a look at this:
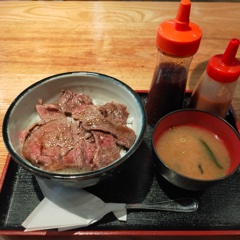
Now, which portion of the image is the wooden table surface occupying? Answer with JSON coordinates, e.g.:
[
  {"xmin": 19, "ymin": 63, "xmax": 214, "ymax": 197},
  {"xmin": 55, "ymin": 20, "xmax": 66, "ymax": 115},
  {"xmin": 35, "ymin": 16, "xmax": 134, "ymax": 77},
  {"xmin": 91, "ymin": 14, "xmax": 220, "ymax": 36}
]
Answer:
[{"xmin": 0, "ymin": 1, "xmax": 239, "ymax": 239}]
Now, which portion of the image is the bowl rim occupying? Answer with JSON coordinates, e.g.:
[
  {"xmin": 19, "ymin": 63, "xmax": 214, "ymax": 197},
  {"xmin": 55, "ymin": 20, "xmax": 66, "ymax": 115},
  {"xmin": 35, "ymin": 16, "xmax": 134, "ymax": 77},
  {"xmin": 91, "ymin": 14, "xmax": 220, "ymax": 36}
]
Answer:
[
  {"xmin": 152, "ymin": 108, "xmax": 240, "ymax": 183},
  {"xmin": 2, "ymin": 71, "xmax": 147, "ymax": 180}
]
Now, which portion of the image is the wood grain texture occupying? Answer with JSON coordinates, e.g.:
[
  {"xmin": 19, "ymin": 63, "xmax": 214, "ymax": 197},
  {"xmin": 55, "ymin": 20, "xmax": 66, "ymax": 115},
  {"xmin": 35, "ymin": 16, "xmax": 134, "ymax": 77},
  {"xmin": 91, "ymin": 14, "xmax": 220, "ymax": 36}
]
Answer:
[{"xmin": 0, "ymin": 1, "xmax": 239, "ymax": 199}]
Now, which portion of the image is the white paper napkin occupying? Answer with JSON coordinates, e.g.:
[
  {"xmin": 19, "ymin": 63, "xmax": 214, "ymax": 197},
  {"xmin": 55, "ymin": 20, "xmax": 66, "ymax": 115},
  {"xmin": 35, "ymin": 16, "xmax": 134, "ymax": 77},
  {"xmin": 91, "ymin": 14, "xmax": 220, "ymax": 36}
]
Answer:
[{"xmin": 22, "ymin": 178, "xmax": 127, "ymax": 231}]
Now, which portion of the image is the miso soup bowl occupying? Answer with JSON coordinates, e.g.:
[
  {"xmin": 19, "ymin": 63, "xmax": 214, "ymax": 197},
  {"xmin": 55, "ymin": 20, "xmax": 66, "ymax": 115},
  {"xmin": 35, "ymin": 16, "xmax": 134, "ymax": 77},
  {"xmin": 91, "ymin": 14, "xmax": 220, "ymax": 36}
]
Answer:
[
  {"xmin": 2, "ymin": 72, "xmax": 146, "ymax": 188},
  {"xmin": 153, "ymin": 109, "xmax": 240, "ymax": 191}
]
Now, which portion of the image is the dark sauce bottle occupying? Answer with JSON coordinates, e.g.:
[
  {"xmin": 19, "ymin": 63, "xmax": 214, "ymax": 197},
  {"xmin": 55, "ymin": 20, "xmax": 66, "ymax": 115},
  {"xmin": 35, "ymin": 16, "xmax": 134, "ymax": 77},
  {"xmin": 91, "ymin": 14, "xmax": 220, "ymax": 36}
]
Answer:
[
  {"xmin": 146, "ymin": 62, "xmax": 188, "ymax": 125},
  {"xmin": 145, "ymin": 0, "xmax": 202, "ymax": 125}
]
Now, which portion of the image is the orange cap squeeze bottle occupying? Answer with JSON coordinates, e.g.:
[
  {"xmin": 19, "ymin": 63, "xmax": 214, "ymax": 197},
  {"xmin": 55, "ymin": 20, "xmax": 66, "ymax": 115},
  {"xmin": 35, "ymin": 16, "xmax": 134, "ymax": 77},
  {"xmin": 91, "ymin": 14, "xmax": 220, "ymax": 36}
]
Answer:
[
  {"xmin": 145, "ymin": 0, "xmax": 202, "ymax": 125},
  {"xmin": 190, "ymin": 38, "xmax": 240, "ymax": 118},
  {"xmin": 156, "ymin": 0, "xmax": 202, "ymax": 57}
]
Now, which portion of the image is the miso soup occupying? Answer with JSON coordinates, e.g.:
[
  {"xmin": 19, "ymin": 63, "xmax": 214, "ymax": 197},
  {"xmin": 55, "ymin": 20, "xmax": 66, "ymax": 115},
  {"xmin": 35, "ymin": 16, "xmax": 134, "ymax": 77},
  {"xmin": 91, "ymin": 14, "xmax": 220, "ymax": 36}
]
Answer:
[{"xmin": 155, "ymin": 125, "xmax": 231, "ymax": 180}]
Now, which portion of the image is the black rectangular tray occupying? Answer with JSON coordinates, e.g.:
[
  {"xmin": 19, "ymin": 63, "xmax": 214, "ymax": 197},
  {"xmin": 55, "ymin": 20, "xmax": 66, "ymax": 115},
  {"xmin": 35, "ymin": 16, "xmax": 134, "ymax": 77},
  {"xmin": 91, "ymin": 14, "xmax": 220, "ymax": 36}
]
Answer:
[{"xmin": 0, "ymin": 93, "xmax": 240, "ymax": 236}]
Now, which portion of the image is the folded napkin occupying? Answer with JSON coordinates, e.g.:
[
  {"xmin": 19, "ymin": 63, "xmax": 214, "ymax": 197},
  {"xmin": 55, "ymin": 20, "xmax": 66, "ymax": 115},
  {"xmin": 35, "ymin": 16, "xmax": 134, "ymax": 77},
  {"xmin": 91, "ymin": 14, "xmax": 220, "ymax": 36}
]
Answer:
[{"xmin": 22, "ymin": 178, "xmax": 127, "ymax": 231}]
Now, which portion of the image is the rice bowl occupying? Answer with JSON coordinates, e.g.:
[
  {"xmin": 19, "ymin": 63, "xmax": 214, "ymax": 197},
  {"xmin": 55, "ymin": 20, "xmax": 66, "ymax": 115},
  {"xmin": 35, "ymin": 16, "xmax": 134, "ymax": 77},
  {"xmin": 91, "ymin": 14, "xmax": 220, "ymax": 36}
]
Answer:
[{"xmin": 3, "ymin": 72, "xmax": 146, "ymax": 188}]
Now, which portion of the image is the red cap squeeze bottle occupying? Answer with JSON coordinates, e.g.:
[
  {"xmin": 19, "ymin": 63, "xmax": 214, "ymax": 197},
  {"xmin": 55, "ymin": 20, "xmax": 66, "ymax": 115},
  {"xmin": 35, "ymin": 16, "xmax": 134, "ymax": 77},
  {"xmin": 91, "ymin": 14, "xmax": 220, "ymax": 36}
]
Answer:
[
  {"xmin": 156, "ymin": 0, "xmax": 202, "ymax": 57},
  {"xmin": 145, "ymin": 0, "xmax": 202, "ymax": 125},
  {"xmin": 190, "ymin": 38, "xmax": 240, "ymax": 118}
]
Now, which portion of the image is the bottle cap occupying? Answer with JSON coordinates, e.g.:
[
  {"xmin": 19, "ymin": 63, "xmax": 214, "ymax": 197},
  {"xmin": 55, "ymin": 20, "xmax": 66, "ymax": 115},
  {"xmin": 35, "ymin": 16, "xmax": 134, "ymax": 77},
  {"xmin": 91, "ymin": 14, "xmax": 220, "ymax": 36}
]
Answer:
[
  {"xmin": 156, "ymin": 0, "xmax": 202, "ymax": 57},
  {"xmin": 206, "ymin": 38, "xmax": 240, "ymax": 83}
]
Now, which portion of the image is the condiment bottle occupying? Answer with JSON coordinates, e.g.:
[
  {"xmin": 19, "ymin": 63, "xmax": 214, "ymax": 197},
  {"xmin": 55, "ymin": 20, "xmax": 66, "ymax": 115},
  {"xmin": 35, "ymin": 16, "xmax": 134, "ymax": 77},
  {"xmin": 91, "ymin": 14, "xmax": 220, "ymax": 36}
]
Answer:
[
  {"xmin": 189, "ymin": 38, "xmax": 240, "ymax": 118},
  {"xmin": 145, "ymin": 0, "xmax": 202, "ymax": 125}
]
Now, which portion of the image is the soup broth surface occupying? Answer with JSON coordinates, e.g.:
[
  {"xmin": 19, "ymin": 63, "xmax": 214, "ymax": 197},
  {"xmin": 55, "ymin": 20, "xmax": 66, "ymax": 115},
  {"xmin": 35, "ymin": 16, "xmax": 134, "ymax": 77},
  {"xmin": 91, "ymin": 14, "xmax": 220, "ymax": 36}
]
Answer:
[{"xmin": 155, "ymin": 125, "xmax": 230, "ymax": 180}]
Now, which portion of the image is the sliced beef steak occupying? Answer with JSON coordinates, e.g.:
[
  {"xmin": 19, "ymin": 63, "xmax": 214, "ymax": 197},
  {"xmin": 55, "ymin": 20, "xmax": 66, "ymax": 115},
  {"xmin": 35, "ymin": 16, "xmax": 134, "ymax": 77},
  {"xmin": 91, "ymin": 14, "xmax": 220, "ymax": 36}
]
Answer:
[
  {"xmin": 73, "ymin": 103, "xmax": 136, "ymax": 149},
  {"xmin": 92, "ymin": 131, "xmax": 121, "ymax": 169},
  {"xmin": 72, "ymin": 104, "xmax": 102, "ymax": 121},
  {"xmin": 22, "ymin": 90, "xmax": 136, "ymax": 173},
  {"xmin": 98, "ymin": 102, "xmax": 129, "ymax": 125},
  {"xmin": 82, "ymin": 117, "xmax": 136, "ymax": 149},
  {"xmin": 22, "ymin": 119, "xmax": 96, "ymax": 172},
  {"xmin": 58, "ymin": 90, "xmax": 93, "ymax": 116},
  {"xmin": 22, "ymin": 119, "xmax": 73, "ymax": 170},
  {"xmin": 36, "ymin": 103, "xmax": 64, "ymax": 121}
]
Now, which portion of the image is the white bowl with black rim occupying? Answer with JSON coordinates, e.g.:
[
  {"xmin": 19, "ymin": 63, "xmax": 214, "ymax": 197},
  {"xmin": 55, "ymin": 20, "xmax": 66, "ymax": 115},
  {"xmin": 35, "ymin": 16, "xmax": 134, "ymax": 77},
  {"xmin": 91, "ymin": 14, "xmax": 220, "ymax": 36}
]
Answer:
[{"xmin": 3, "ymin": 72, "xmax": 146, "ymax": 188}]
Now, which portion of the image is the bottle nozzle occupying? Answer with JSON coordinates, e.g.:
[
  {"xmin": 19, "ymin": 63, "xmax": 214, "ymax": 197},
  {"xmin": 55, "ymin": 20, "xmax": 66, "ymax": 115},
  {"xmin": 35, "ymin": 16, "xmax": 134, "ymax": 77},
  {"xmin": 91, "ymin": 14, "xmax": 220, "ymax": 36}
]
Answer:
[
  {"xmin": 175, "ymin": 0, "xmax": 191, "ymax": 31},
  {"xmin": 221, "ymin": 38, "xmax": 240, "ymax": 66}
]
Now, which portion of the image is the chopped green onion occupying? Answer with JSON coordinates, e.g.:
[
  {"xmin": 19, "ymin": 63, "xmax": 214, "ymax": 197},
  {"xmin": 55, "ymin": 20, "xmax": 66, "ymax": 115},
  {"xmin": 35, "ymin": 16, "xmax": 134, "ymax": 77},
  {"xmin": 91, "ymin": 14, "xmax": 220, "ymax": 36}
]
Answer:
[
  {"xmin": 197, "ymin": 164, "xmax": 204, "ymax": 174},
  {"xmin": 199, "ymin": 139, "xmax": 223, "ymax": 169},
  {"xmin": 180, "ymin": 137, "xmax": 186, "ymax": 143}
]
